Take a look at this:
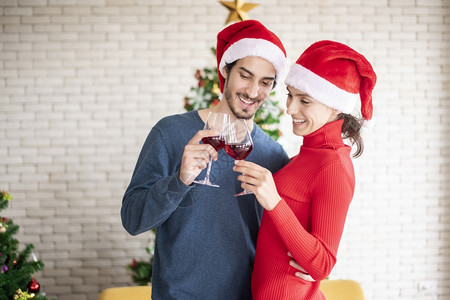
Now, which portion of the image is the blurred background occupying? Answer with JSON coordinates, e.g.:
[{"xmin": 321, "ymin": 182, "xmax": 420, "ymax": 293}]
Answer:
[{"xmin": 1, "ymin": 0, "xmax": 449, "ymax": 299}]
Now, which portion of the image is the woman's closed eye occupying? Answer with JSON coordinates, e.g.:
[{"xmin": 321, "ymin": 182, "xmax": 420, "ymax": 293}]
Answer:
[{"xmin": 300, "ymin": 98, "xmax": 310, "ymax": 104}]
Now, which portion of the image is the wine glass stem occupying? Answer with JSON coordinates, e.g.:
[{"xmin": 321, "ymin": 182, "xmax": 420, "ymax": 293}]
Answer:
[
  {"xmin": 235, "ymin": 166, "xmax": 253, "ymax": 196},
  {"xmin": 204, "ymin": 156, "xmax": 213, "ymax": 181}
]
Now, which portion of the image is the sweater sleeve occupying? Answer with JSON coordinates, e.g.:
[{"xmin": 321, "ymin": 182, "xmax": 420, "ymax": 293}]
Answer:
[
  {"xmin": 121, "ymin": 125, "xmax": 192, "ymax": 235},
  {"xmin": 266, "ymin": 162, "xmax": 354, "ymax": 281}
]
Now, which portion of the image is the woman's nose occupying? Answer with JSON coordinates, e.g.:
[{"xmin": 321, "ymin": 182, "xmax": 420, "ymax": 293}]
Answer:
[{"xmin": 286, "ymin": 98, "xmax": 297, "ymax": 115}]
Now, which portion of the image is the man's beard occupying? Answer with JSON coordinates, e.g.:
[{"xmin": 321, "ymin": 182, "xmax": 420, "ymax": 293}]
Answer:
[{"xmin": 223, "ymin": 85, "xmax": 264, "ymax": 120}]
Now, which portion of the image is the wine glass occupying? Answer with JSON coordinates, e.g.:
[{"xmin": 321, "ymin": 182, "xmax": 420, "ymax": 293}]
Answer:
[
  {"xmin": 224, "ymin": 119, "xmax": 254, "ymax": 196},
  {"xmin": 193, "ymin": 111, "xmax": 230, "ymax": 187}
]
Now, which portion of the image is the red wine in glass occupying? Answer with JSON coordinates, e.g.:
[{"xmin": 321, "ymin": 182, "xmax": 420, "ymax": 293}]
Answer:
[
  {"xmin": 225, "ymin": 143, "xmax": 252, "ymax": 160},
  {"xmin": 193, "ymin": 112, "xmax": 230, "ymax": 187},
  {"xmin": 223, "ymin": 119, "xmax": 254, "ymax": 196},
  {"xmin": 202, "ymin": 136, "xmax": 225, "ymax": 151}
]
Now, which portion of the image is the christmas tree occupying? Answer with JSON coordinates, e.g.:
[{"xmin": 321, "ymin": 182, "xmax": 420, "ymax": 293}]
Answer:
[{"xmin": 0, "ymin": 190, "xmax": 47, "ymax": 300}]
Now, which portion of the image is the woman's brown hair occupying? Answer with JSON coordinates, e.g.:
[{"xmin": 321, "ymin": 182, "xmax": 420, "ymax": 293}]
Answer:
[{"xmin": 338, "ymin": 113, "xmax": 364, "ymax": 158}]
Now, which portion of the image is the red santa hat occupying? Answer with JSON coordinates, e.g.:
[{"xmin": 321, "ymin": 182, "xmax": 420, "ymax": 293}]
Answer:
[
  {"xmin": 284, "ymin": 40, "xmax": 377, "ymax": 126},
  {"xmin": 216, "ymin": 20, "xmax": 287, "ymax": 93}
]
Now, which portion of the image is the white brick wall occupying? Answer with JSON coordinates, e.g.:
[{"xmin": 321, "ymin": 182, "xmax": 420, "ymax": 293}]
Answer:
[{"xmin": 1, "ymin": 0, "xmax": 449, "ymax": 299}]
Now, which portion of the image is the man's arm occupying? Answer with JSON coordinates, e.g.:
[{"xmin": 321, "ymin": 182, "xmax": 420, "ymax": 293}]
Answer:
[{"xmin": 121, "ymin": 126, "xmax": 218, "ymax": 235}]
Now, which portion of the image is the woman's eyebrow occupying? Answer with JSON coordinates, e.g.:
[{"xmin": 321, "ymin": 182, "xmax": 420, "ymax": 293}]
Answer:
[{"xmin": 287, "ymin": 87, "xmax": 312, "ymax": 98}]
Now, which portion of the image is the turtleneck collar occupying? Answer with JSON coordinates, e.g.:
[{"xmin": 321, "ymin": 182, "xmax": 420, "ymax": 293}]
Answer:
[{"xmin": 302, "ymin": 119, "xmax": 345, "ymax": 149}]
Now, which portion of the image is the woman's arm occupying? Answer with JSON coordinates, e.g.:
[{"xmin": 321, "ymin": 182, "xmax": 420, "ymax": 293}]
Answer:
[
  {"xmin": 267, "ymin": 163, "xmax": 353, "ymax": 280},
  {"xmin": 233, "ymin": 160, "xmax": 353, "ymax": 281}
]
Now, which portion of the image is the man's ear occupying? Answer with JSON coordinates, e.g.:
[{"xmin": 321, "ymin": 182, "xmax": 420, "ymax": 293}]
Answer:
[{"xmin": 222, "ymin": 68, "xmax": 228, "ymax": 80}]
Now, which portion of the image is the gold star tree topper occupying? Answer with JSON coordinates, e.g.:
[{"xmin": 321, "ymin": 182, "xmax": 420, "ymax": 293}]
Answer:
[{"xmin": 219, "ymin": 0, "xmax": 259, "ymax": 24}]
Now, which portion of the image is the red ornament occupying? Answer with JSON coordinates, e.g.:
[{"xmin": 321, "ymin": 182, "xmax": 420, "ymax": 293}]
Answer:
[
  {"xmin": 28, "ymin": 278, "xmax": 40, "ymax": 293},
  {"xmin": 194, "ymin": 69, "xmax": 202, "ymax": 80},
  {"xmin": 211, "ymin": 99, "xmax": 220, "ymax": 106},
  {"xmin": 130, "ymin": 258, "xmax": 137, "ymax": 269}
]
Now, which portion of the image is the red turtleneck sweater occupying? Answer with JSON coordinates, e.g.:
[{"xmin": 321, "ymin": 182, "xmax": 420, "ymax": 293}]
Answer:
[{"xmin": 251, "ymin": 119, "xmax": 355, "ymax": 300}]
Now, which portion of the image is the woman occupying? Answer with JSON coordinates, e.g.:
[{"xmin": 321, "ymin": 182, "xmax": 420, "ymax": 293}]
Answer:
[{"xmin": 233, "ymin": 40, "xmax": 377, "ymax": 299}]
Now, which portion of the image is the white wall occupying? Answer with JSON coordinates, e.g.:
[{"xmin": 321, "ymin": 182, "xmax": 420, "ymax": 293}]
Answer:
[{"xmin": 1, "ymin": 0, "xmax": 449, "ymax": 299}]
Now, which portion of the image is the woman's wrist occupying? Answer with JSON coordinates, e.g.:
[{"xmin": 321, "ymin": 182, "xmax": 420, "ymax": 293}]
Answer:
[{"xmin": 264, "ymin": 196, "xmax": 281, "ymax": 211}]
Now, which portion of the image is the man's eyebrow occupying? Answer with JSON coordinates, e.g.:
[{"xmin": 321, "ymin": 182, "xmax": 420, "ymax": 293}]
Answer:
[
  {"xmin": 238, "ymin": 66, "xmax": 254, "ymax": 75},
  {"xmin": 238, "ymin": 66, "xmax": 276, "ymax": 81}
]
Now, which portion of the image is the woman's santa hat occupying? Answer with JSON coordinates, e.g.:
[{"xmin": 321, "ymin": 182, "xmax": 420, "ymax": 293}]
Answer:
[
  {"xmin": 285, "ymin": 40, "xmax": 377, "ymax": 126},
  {"xmin": 216, "ymin": 20, "xmax": 287, "ymax": 93}
]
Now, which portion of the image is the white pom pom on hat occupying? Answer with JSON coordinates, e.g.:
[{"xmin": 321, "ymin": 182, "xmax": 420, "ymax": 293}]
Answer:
[{"xmin": 284, "ymin": 40, "xmax": 377, "ymax": 126}]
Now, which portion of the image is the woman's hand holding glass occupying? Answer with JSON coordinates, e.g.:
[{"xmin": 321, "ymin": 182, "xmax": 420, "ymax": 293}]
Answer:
[{"xmin": 232, "ymin": 160, "xmax": 282, "ymax": 210}]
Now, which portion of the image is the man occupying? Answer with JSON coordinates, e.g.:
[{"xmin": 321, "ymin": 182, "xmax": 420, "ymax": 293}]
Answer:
[{"xmin": 121, "ymin": 20, "xmax": 292, "ymax": 299}]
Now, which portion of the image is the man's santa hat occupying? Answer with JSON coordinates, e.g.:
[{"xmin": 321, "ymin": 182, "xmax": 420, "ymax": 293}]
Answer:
[
  {"xmin": 216, "ymin": 20, "xmax": 287, "ymax": 93},
  {"xmin": 284, "ymin": 40, "xmax": 377, "ymax": 126}
]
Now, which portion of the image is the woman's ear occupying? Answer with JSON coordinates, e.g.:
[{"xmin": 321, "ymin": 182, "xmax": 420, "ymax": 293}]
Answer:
[
  {"xmin": 329, "ymin": 108, "xmax": 341, "ymax": 122},
  {"xmin": 332, "ymin": 108, "xmax": 341, "ymax": 116}
]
